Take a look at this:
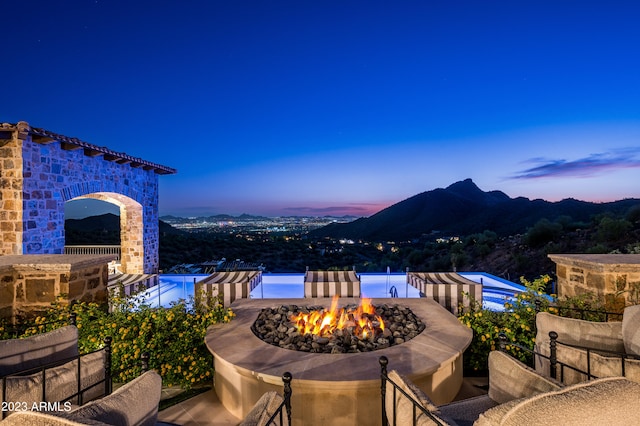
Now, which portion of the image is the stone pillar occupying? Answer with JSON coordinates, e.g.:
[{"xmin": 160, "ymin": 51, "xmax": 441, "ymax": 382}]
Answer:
[
  {"xmin": 142, "ymin": 187, "xmax": 160, "ymax": 274},
  {"xmin": 120, "ymin": 205, "xmax": 144, "ymax": 274},
  {"xmin": 548, "ymin": 253, "xmax": 640, "ymax": 306},
  {"xmin": 0, "ymin": 122, "xmax": 27, "ymax": 255},
  {"xmin": 0, "ymin": 255, "xmax": 113, "ymax": 324}
]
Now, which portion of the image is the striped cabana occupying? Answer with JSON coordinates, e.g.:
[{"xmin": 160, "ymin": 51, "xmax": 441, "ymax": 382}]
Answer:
[
  {"xmin": 108, "ymin": 273, "xmax": 158, "ymax": 296},
  {"xmin": 304, "ymin": 270, "xmax": 361, "ymax": 298},
  {"xmin": 407, "ymin": 272, "xmax": 482, "ymax": 315},
  {"xmin": 195, "ymin": 270, "xmax": 262, "ymax": 307}
]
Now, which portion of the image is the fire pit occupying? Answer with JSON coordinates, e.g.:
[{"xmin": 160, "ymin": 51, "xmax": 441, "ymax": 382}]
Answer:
[
  {"xmin": 252, "ymin": 298, "xmax": 426, "ymax": 353},
  {"xmin": 206, "ymin": 298, "xmax": 472, "ymax": 426}
]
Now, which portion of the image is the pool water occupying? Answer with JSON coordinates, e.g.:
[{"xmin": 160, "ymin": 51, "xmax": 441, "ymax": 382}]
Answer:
[{"xmin": 141, "ymin": 272, "xmax": 524, "ymax": 311}]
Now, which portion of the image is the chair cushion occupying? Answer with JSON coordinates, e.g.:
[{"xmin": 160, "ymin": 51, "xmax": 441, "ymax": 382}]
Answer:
[
  {"xmin": 239, "ymin": 391, "xmax": 288, "ymax": 426},
  {"xmin": 480, "ymin": 377, "xmax": 640, "ymax": 426},
  {"xmin": 385, "ymin": 370, "xmax": 451, "ymax": 426},
  {"xmin": 535, "ymin": 312, "xmax": 624, "ymax": 352},
  {"xmin": 534, "ymin": 312, "xmax": 625, "ymax": 381},
  {"xmin": 1, "ymin": 350, "xmax": 105, "ymax": 410},
  {"xmin": 487, "ymin": 350, "xmax": 562, "ymax": 404},
  {"xmin": 61, "ymin": 371, "xmax": 162, "ymax": 426},
  {"xmin": 438, "ymin": 395, "xmax": 497, "ymax": 426},
  {"xmin": 587, "ymin": 350, "xmax": 640, "ymax": 383},
  {"xmin": 536, "ymin": 317, "xmax": 640, "ymax": 385},
  {"xmin": 0, "ymin": 326, "xmax": 79, "ymax": 376},
  {"xmin": 474, "ymin": 397, "xmax": 523, "ymax": 426},
  {"xmin": 0, "ymin": 411, "xmax": 111, "ymax": 426},
  {"xmin": 622, "ymin": 304, "xmax": 640, "ymax": 356}
]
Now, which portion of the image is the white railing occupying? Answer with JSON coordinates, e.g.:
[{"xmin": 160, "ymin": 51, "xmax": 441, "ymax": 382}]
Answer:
[{"xmin": 64, "ymin": 245, "xmax": 121, "ymax": 261}]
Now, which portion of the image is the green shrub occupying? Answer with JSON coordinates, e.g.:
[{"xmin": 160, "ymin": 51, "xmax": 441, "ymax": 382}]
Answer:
[
  {"xmin": 524, "ymin": 219, "xmax": 563, "ymax": 248},
  {"xmin": 0, "ymin": 290, "xmax": 234, "ymax": 390},
  {"xmin": 459, "ymin": 275, "xmax": 551, "ymax": 373},
  {"xmin": 459, "ymin": 274, "xmax": 620, "ymax": 374}
]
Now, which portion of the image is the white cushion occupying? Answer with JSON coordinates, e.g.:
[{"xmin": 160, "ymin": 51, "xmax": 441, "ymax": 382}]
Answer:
[
  {"xmin": 385, "ymin": 370, "xmax": 450, "ymax": 426},
  {"xmin": 1, "ymin": 351, "xmax": 105, "ymax": 409},
  {"xmin": 488, "ymin": 350, "xmax": 562, "ymax": 404},
  {"xmin": 62, "ymin": 371, "xmax": 161, "ymax": 426},
  {"xmin": 0, "ymin": 326, "xmax": 79, "ymax": 376},
  {"xmin": 498, "ymin": 377, "xmax": 640, "ymax": 425},
  {"xmin": 0, "ymin": 411, "xmax": 110, "ymax": 425},
  {"xmin": 239, "ymin": 391, "xmax": 288, "ymax": 426},
  {"xmin": 622, "ymin": 304, "xmax": 640, "ymax": 356}
]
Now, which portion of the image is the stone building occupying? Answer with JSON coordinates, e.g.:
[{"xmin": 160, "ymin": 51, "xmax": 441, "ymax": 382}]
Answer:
[{"xmin": 0, "ymin": 121, "xmax": 175, "ymax": 274}]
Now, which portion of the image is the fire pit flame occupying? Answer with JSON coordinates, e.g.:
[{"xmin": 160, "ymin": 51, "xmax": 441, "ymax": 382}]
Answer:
[{"xmin": 290, "ymin": 296, "xmax": 385, "ymax": 340}]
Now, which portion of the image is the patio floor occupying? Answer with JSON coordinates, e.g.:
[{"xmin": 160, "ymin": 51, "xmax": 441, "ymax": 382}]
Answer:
[{"xmin": 157, "ymin": 376, "xmax": 489, "ymax": 425}]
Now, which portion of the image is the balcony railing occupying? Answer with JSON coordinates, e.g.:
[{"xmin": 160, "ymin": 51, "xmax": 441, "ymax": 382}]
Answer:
[{"xmin": 64, "ymin": 245, "xmax": 121, "ymax": 262}]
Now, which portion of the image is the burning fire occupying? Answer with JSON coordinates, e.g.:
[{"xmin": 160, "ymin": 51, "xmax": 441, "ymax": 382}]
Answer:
[{"xmin": 289, "ymin": 296, "xmax": 385, "ymax": 340}]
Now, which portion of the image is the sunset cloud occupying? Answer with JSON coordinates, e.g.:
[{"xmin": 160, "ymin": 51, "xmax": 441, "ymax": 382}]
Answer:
[
  {"xmin": 511, "ymin": 148, "xmax": 640, "ymax": 180},
  {"xmin": 283, "ymin": 205, "xmax": 376, "ymax": 216}
]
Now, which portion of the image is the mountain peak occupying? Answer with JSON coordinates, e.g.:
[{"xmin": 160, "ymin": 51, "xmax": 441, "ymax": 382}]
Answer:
[
  {"xmin": 446, "ymin": 178, "xmax": 481, "ymax": 194},
  {"xmin": 441, "ymin": 179, "xmax": 510, "ymax": 206}
]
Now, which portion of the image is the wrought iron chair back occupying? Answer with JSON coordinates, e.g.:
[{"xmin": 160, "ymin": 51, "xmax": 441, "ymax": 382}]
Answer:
[
  {"xmin": 379, "ymin": 356, "xmax": 447, "ymax": 426},
  {"xmin": 263, "ymin": 372, "xmax": 293, "ymax": 426},
  {"xmin": 1, "ymin": 329, "xmax": 150, "ymax": 420},
  {"xmin": 550, "ymin": 333, "xmax": 640, "ymax": 382}
]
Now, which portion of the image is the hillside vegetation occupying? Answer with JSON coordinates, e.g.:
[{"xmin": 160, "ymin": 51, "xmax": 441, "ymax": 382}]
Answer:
[
  {"xmin": 154, "ymin": 207, "xmax": 640, "ymax": 280},
  {"xmin": 65, "ymin": 179, "xmax": 640, "ymax": 282}
]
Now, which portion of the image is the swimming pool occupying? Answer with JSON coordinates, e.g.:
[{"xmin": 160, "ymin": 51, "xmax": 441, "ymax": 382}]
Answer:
[{"xmin": 140, "ymin": 272, "xmax": 524, "ymax": 311}]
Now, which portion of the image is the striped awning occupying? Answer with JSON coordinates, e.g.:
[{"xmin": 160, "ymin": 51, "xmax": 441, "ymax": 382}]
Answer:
[
  {"xmin": 305, "ymin": 270, "xmax": 360, "ymax": 284},
  {"xmin": 108, "ymin": 273, "xmax": 157, "ymax": 288},
  {"xmin": 407, "ymin": 272, "xmax": 482, "ymax": 315},
  {"xmin": 407, "ymin": 272, "xmax": 479, "ymax": 287},
  {"xmin": 196, "ymin": 270, "xmax": 263, "ymax": 307},
  {"xmin": 197, "ymin": 270, "xmax": 262, "ymax": 287},
  {"xmin": 304, "ymin": 270, "xmax": 361, "ymax": 297}
]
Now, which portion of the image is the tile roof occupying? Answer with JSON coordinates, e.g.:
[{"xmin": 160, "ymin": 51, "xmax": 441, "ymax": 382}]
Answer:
[{"xmin": 1, "ymin": 121, "xmax": 176, "ymax": 175}]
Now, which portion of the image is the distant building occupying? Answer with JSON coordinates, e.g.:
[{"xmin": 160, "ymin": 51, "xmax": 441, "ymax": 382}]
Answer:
[{"xmin": 165, "ymin": 258, "xmax": 265, "ymax": 274}]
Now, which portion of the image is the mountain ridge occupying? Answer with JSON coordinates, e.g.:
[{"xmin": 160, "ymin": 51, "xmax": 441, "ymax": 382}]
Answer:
[{"xmin": 311, "ymin": 178, "xmax": 640, "ymax": 241}]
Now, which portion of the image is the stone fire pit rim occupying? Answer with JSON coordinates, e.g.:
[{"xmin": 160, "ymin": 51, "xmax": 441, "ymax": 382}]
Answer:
[{"xmin": 205, "ymin": 298, "xmax": 472, "ymax": 383}]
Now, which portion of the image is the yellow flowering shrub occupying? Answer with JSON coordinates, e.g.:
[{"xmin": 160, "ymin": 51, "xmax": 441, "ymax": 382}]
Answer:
[
  {"xmin": 0, "ymin": 290, "xmax": 234, "ymax": 390},
  {"xmin": 458, "ymin": 275, "xmax": 554, "ymax": 373}
]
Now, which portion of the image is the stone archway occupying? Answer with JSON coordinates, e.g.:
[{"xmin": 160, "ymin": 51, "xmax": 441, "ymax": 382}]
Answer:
[
  {"xmin": 70, "ymin": 193, "xmax": 144, "ymax": 275},
  {"xmin": 0, "ymin": 121, "xmax": 175, "ymax": 274}
]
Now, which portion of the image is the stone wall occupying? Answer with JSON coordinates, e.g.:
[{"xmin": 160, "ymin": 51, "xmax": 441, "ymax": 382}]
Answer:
[
  {"xmin": 0, "ymin": 255, "xmax": 114, "ymax": 324},
  {"xmin": 548, "ymin": 254, "xmax": 640, "ymax": 306},
  {"xmin": 0, "ymin": 122, "xmax": 171, "ymax": 274},
  {"xmin": 0, "ymin": 122, "xmax": 26, "ymax": 255}
]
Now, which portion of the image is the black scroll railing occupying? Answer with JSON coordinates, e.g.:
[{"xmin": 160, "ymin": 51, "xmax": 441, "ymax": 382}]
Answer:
[
  {"xmin": 496, "ymin": 332, "xmax": 604, "ymax": 383},
  {"xmin": 1, "ymin": 332, "xmax": 151, "ymax": 420},
  {"xmin": 264, "ymin": 372, "xmax": 293, "ymax": 426},
  {"xmin": 379, "ymin": 356, "xmax": 446, "ymax": 426},
  {"xmin": 533, "ymin": 299, "xmax": 623, "ymax": 322},
  {"xmin": 1, "ymin": 336, "xmax": 110, "ymax": 419},
  {"xmin": 550, "ymin": 333, "xmax": 640, "ymax": 382}
]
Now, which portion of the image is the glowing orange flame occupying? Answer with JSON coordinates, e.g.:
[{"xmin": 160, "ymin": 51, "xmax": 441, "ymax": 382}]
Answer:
[{"xmin": 290, "ymin": 296, "xmax": 385, "ymax": 340}]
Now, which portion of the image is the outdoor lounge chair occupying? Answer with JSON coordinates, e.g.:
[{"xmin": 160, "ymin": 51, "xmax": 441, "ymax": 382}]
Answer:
[
  {"xmin": 381, "ymin": 348, "xmax": 562, "ymax": 426},
  {"xmin": 238, "ymin": 372, "xmax": 293, "ymax": 426},
  {"xmin": 0, "ymin": 322, "xmax": 163, "ymax": 425},
  {"xmin": 0, "ymin": 369, "xmax": 163, "ymax": 426},
  {"xmin": 535, "ymin": 304, "xmax": 640, "ymax": 385},
  {"xmin": 0, "ymin": 325, "xmax": 108, "ymax": 418},
  {"xmin": 380, "ymin": 349, "xmax": 640, "ymax": 426}
]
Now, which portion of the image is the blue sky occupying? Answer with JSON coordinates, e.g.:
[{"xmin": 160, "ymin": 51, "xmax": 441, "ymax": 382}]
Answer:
[{"xmin": 4, "ymin": 1, "xmax": 640, "ymax": 218}]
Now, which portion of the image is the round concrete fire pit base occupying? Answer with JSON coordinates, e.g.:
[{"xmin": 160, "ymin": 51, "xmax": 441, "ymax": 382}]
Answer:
[{"xmin": 205, "ymin": 298, "xmax": 472, "ymax": 426}]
